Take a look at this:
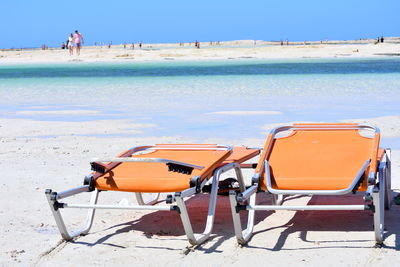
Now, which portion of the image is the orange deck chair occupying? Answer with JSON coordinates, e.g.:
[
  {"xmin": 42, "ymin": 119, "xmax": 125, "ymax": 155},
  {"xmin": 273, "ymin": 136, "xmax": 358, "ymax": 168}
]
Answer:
[
  {"xmin": 45, "ymin": 144, "xmax": 259, "ymax": 245},
  {"xmin": 229, "ymin": 123, "xmax": 392, "ymax": 245}
]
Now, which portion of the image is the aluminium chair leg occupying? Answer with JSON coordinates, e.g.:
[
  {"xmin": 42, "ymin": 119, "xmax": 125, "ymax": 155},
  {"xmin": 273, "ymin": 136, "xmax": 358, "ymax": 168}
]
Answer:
[
  {"xmin": 176, "ymin": 195, "xmax": 197, "ymax": 244},
  {"xmin": 272, "ymin": 194, "xmax": 284, "ymax": 205},
  {"xmin": 79, "ymin": 189, "xmax": 100, "ymax": 236},
  {"xmin": 45, "ymin": 189, "xmax": 100, "ymax": 240},
  {"xmin": 135, "ymin": 192, "xmax": 160, "ymax": 205},
  {"xmin": 372, "ymin": 178, "xmax": 385, "ymax": 245},
  {"xmin": 176, "ymin": 163, "xmax": 243, "ymax": 246},
  {"xmin": 176, "ymin": 171, "xmax": 219, "ymax": 245},
  {"xmin": 229, "ymin": 191, "xmax": 256, "ymax": 245},
  {"xmin": 234, "ymin": 165, "xmax": 246, "ymax": 192},
  {"xmin": 384, "ymin": 150, "xmax": 392, "ymax": 210},
  {"xmin": 373, "ymin": 149, "xmax": 392, "ymax": 245},
  {"xmin": 175, "ymin": 168, "xmax": 222, "ymax": 245}
]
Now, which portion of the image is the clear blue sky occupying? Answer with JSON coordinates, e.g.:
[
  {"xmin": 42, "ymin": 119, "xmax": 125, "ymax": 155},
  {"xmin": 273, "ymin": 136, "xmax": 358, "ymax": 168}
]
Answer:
[{"xmin": 1, "ymin": 0, "xmax": 399, "ymax": 48}]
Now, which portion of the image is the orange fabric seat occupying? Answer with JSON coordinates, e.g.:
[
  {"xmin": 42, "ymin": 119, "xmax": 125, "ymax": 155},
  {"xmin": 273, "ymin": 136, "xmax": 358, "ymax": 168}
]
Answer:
[
  {"xmin": 258, "ymin": 124, "xmax": 380, "ymax": 192},
  {"xmin": 95, "ymin": 146, "xmax": 259, "ymax": 193}
]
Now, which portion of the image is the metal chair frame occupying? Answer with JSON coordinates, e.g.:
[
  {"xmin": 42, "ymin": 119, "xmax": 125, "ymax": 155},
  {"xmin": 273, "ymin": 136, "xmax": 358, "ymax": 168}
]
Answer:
[
  {"xmin": 229, "ymin": 125, "xmax": 392, "ymax": 245},
  {"xmin": 46, "ymin": 144, "xmax": 251, "ymax": 245}
]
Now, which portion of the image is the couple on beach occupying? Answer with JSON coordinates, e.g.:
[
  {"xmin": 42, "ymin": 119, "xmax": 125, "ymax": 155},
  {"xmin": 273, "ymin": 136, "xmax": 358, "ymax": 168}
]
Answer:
[{"xmin": 67, "ymin": 30, "xmax": 84, "ymax": 56}]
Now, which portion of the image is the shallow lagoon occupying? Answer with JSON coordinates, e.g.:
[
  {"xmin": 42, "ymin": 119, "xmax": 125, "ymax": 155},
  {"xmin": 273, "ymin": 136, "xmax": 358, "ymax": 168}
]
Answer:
[{"xmin": 1, "ymin": 58, "xmax": 399, "ymax": 142}]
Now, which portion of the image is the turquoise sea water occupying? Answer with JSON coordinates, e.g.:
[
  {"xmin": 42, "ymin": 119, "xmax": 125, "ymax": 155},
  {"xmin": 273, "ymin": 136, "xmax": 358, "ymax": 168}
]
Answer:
[{"xmin": 1, "ymin": 58, "xmax": 400, "ymax": 143}]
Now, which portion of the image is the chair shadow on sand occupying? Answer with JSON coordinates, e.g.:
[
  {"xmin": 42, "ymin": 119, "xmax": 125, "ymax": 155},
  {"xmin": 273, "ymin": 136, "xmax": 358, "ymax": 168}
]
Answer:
[
  {"xmin": 72, "ymin": 193, "xmax": 273, "ymax": 252},
  {"xmin": 72, "ymin": 192, "xmax": 400, "ymax": 252},
  {"xmin": 247, "ymin": 193, "xmax": 400, "ymax": 251}
]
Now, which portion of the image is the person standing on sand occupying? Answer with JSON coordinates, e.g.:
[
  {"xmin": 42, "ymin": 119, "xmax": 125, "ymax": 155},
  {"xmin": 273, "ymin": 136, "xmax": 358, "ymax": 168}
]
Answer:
[
  {"xmin": 67, "ymin": 33, "xmax": 74, "ymax": 55},
  {"xmin": 73, "ymin": 30, "xmax": 84, "ymax": 55}
]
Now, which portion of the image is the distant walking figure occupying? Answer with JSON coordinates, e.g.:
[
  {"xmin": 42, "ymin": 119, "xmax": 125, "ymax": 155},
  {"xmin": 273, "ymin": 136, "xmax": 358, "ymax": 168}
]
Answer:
[
  {"xmin": 68, "ymin": 33, "xmax": 74, "ymax": 55},
  {"xmin": 73, "ymin": 30, "xmax": 84, "ymax": 55}
]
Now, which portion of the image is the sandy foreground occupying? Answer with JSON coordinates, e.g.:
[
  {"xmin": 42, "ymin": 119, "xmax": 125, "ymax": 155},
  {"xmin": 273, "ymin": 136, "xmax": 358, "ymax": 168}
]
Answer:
[
  {"xmin": 1, "ymin": 39, "xmax": 400, "ymax": 64},
  {"xmin": 0, "ymin": 114, "xmax": 399, "ymax": 266}
]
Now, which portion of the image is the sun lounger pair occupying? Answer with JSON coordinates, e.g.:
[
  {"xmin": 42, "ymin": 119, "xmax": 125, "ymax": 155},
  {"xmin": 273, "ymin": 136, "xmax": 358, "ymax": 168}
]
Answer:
[{"xmin": 45, "ymin": 123, "xmax": 392, "ymax": 246}]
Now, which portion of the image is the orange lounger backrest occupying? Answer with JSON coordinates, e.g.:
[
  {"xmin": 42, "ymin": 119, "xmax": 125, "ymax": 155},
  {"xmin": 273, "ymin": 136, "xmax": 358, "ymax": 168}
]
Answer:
[
  {"xmin": 94, "ymin": 145, "xmax": 232, "ymax": 193},
  {"xmin": 256, "ymin": 124, "xmax": 380, "ymax": 191}
]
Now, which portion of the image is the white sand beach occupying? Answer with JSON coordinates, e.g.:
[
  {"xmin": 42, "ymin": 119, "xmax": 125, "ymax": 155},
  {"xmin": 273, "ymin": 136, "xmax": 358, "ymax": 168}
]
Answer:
[
  {"xmin": 0, "ymin": 115, "xmax": 399, "ymax": 266},
  {"xmin": 1, "ymin": 39, "xmax": 400, "ymax": 64}
]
